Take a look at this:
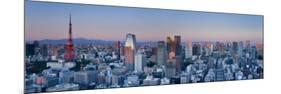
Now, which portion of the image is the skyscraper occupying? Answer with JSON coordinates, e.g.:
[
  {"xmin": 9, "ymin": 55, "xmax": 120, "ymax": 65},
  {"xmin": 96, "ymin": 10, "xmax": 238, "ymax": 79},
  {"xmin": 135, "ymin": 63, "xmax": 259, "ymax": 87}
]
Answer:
[
  {"xmin": 185, "ymin": 42, "xmax": 193, "ymax": 59},
  {"xmin": 134, "ymin": 51, "xmax": 144, "ymax": 72},
  {"xmin": 41, "ymin": 44, "xmax": 48, "ymax": 57},
  {"xmin": 245, "ymin": 40, "xmax": 251, "ymax": 54},
  {"xmin": 192, "ymin": 43, "xmax": 201, "ymax": 56},
  {"xmin": 217, "ymin": 42, "xmax": 225, "ymax": 56},
  {"xmin": 65, "ymin": 14, "xmax": 75, "ymax": 62},
  {"xmin": 124, "ymin": 33, "xmax": 136, "ymax": 71},
  {"xmin": 166, "ymin": 36, "xmax": 173, "ymax": 53},
  {"xmin": 238, "ymin": 41, "xmax": 244, "ymax": 56},
  {"xmin": 125, "ymin": 33, "xmax": 136, "ymax": 50},
  {"xmin": 115, "ymin": 41, "xmax": 121, "ymax": 59},
  {"xmin": 26, "ymin": 41, "xmax": 38, "ymax": 56},
  {"xmin": 174, "ymin": 35, "xmax": 182, "ymax": 56},
  {"xmin": 206, "ymin": 43, "xmax": 213, "ymax": 56},
  {"xmin": 157, "ymin": 41, "xmax": 167, "ymax": 66},
  {"xmin": 232, "ymin": 41, "xmax": 239, "ymax": 55}
]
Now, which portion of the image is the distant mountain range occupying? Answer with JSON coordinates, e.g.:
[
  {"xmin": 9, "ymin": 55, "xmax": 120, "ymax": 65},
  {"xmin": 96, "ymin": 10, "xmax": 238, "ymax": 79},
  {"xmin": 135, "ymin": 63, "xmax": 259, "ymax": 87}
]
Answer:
[
  {"xmin": 27, "ymin": 38, "xmax": 117, "ymax": 45},
  {"xmin": 26, "ymin": 38, "xmax": 156, "ymax": 45}
]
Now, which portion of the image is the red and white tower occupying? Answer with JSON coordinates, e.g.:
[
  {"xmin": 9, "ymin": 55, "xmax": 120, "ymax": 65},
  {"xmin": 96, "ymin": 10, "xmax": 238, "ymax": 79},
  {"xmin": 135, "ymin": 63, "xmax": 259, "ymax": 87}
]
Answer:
[{"xmin": 65, "ymin": 14, "xmax": 75, "ymax": 61}]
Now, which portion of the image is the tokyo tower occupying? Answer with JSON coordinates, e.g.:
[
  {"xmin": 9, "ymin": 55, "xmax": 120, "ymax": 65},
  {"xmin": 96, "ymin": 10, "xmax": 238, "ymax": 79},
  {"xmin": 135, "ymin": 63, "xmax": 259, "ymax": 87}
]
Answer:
[{"xmin": 65, "ymin": 14, "xmax": 75, "ymax": 61}]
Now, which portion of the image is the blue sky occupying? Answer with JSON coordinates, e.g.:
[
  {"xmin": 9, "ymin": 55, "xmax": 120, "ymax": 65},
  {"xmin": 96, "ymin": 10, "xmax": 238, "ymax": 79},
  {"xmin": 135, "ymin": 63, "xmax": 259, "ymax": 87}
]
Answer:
[{"xmin": 25, "ymin": 1, "xmax": 263, "ymax": 43}]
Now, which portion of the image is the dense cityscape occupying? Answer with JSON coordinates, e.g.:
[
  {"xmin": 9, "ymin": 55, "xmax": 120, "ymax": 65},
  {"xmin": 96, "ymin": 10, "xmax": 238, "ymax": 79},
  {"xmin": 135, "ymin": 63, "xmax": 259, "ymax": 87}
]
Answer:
[{"xmin": 24, "ymin": 15, "xmax": 263, "ymax": 93}]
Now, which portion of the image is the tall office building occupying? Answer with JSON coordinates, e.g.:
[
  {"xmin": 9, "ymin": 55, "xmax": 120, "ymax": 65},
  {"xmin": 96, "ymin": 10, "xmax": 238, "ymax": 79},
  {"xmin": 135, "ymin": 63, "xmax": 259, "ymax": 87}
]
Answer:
[
  {"xmin": 26, "ymin": 41, "xmax": 37, "ymax": 56},
  {"xmin": 174, "ymin": 35, "xmax": 182, "ymax": 56},
  {"xmin": 124, "ymin": 33, "xmax": 136, "ymax": 71},
  {"xmin": 166, "ymin": 35, "xmax": 181, "ymax": 57},
  {"xmin": 185, "ymin": 42, "xmax": 193, "ymax": 59},
  {"xmin": 157, "ymin": 41, "xmax": 167, "ymax": 66},
  {"xmin": 125, "ymin": 33, "xmax": 136, "ymax": 50},
  {"xmin": 246, "ymin": 40, "xmax": 251, "ymax": 49},
  {"xmin": 166, "ymin": 36, "xmax": 173, "ymax": 53},
  {"xmin": 134, "ymin": 51, "xmax": 144, "ymax": 72},
  {"xmin": 192, "ymin": 43, "xmax": 201, "ymax": 56},
  {"xmin": 41, "ymin": 44, "xmax": 48, "ymax": 57},
  {"xmin": 245, "ymin": 40, "xmax": 251, "ymax": 54},
  {"xmin": 232, "ymin": 41, "xmax": 239, "ymax": 55},
  {"xmin": 114, "ymin": 41, "xmax": 121, "ymax": 59},
  {"xmin": 238, "ymin": 41, "xmax": 244, "ymax": 56},
  {"xmin": 206, "ymin": 43, "xmax": 213, "ymax": 56},
  {"xmin": 65, "ymin": 14, "xmax": 75, "ymax": 62},
  {"xmin": 51, "ymin": 46, "xmax": 59, "ymax": 60},
  {"xmin": 217, "ymin": 42, "xmax": 225, "ymax": 56},
  {"xmin": 124, "ymin": 47, "xmax": 134, "ymax": 71}
]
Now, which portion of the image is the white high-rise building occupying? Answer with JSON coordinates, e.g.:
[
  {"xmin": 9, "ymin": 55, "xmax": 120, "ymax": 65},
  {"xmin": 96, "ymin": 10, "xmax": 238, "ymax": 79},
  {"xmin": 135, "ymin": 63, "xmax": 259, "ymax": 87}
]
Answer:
[
  {"xmin": 185, "ymin": 42, "xmax": 193, "ymax": 59},
  {"xmin": 134, "ymin": 51, "xmax": 144, "ymax": 72},
  {"xmin": 157, "ymin": 41, "xmax": 167, "ymax": 66}
]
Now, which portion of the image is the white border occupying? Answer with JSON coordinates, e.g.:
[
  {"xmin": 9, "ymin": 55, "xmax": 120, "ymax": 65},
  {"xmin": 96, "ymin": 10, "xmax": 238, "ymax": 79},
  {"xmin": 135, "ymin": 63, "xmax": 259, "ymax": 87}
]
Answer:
[{"xmin": 1, "ymin": 0, "xmax": 281, "ymax": 94}]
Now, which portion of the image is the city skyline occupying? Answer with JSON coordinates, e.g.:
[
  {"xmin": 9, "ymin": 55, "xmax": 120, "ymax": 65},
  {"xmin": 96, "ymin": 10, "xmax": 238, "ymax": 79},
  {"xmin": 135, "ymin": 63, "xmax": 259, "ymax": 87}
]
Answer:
[
  {"xmin": 24, "ymin": 1, "xmax": 264, "ymax": 93},
  {"xmin": 25, "ymin": 1, "xmax": 263, "ymax": 43}
]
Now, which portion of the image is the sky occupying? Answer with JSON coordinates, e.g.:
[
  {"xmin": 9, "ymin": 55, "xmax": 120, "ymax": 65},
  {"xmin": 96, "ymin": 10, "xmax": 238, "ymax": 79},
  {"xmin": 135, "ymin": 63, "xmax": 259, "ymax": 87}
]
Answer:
[{"xmin": 25, "ymin": 1, "xmax": 263, "ymax": 43}]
